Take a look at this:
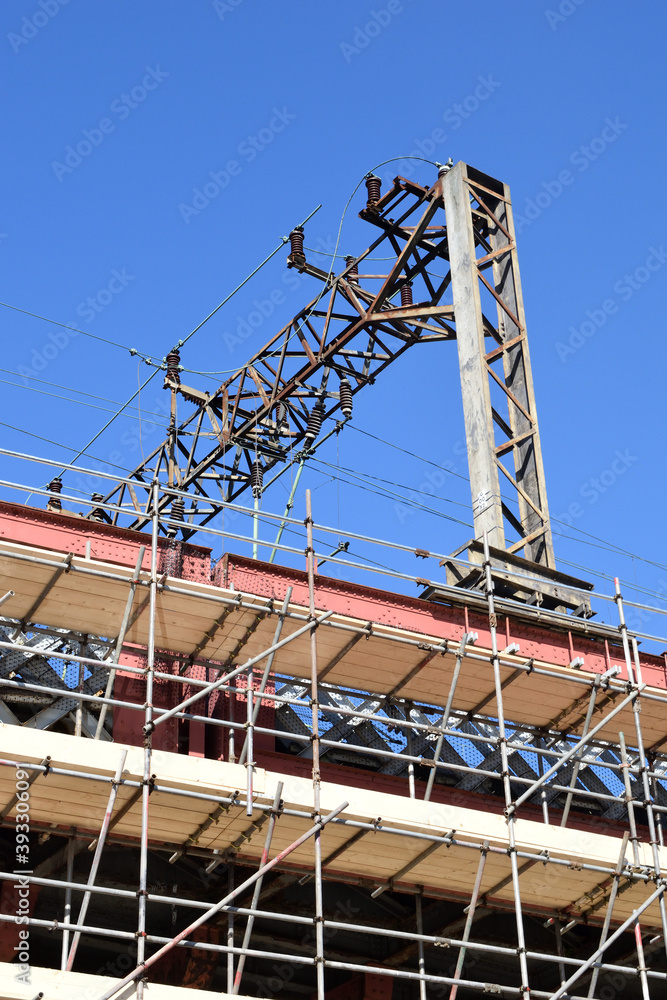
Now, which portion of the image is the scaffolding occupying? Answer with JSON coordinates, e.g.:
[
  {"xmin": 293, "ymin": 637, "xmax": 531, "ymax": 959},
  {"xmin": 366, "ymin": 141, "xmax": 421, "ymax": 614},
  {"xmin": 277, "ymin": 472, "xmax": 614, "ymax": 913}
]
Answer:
[{"xmin": 0, "ymin": 454, "xmax": 666, "ymax": 998}]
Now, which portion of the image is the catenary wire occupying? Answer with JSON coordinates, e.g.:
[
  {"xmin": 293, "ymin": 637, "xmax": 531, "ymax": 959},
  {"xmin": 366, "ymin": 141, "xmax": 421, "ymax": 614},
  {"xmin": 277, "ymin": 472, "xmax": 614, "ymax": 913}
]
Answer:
[
  {"xmin": 58, "ymin": 369, "xmax": 160, "ymax": 477},
  {"xmin": 0, "ymin": 422, "xmax": 129, "ymax": 473},
  {"xmin": 347, "ymin": 424, "xmax": 471, "ymax": 485},
  {"xmin": 305, "ymin": 246, "xmax": 407, "ymax": 263},
  {"xmin": 558, "ymin": 556, "xmax": 667, "ymax": 605},
  {"xmin": 309, "ymin": 464, "xmax": 667, "ymax": 609},
  {"xmin": 312, "ymin": 455, "xmax": 471, "ymax": 510},
  {"xmin": 309, "ymin": 432, "xmax": 667, "ymax": 599},
  {"xmin": 348, "ymin": 422, "xmax": 667, "ymax": 576},
  {"xmin": 308, "ymin": 459, "xmax": 474, "ymax": 530},
  {"xmin": 174, "ymin": 203, "xmax": 322, "ymax": 353},
  {"xmin": 0, "ymin": 209, "xmax": 323, "ymax": 374},
  {"xmin": 258, "ymin": 156, "xmax": 440, "ymax": 364},
  {"xmin": 0, "ymin": 300, "xmax": 151, "ymax": 359},
  {"xmin": 138, "ymin": 159, "xmax": 444, "ymax": 382},
  {"xmin": 552, "ymin": 528, "xmax": 667, "ymax": 575},
  {"xmin": 21, "ymin": 153, "xmax": 660, "ymax": 587},
  {"xmin": 178, "ymin": 157, "xmax": 444, "ymax": 377},
  {"xmin": 1, "ymin": 366, "xmax": 165, "ymax": 417},
  {"xmin": 0, "ymin": 374, "xmax": 167, "ymax": 422}
]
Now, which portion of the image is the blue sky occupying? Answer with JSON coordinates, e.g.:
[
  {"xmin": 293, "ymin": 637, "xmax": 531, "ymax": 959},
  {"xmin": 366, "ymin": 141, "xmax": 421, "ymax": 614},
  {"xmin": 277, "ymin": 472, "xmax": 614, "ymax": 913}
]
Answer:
[{"xmin": 2, "ymin": 1, "xmax": 666, "ymax": 636}]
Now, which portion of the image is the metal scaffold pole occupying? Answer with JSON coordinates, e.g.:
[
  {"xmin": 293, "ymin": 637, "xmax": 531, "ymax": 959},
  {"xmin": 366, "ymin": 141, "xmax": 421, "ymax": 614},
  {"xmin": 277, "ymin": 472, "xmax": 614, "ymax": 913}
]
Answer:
[
  {"xmin": 94, "ymin": 545, "xmax": 146, "ymax": 740},
  {"xmin": 232, "ymin": 781, "xmax": 283, "ymax": 994},
  {"xmin": 136, "ymin": 481, "xmax": 159, "ymax": 999},
  {"xmin": 483, "ymin": 532, "xmax": 531, "ymax": 999},
  {"xmin": 306, "ymin": 488, "xmax": 326, "ymax": 1000},
  {"xmin": 94, "ymin": 801, "xmax": 348, "ymax": 1000},
  {"xmin": 226, "ymin": 860, "xmax": 234, "ymax": 993},
  {"xmin": 4, "ymin": 445, "xmax": 667, "ymax": 995},
  {"xmin": 66, "ymin": 749, "xmax": 128, "ymax": 970},
  {"xmin": 415, "ymin": 890, "xmax": 427, "ymax": 1000},
  {"xmin": 616, "ymin": 581, "xmax": 667, "ymax": 960},
  {"xmin": 60, "ymin": 832, "xmax": 75, "ymax": 971}
]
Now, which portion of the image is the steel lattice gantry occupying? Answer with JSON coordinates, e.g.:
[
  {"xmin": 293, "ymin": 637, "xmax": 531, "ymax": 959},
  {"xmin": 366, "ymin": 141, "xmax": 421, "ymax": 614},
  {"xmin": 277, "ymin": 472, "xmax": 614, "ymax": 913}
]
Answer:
[{"xmin": 95, "ymin": 161, "xmax": 554, "ymax": 569}]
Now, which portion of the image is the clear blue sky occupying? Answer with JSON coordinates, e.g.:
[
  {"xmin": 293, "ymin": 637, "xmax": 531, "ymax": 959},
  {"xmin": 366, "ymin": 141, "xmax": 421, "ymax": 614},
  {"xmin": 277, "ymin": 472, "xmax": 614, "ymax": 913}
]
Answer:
[{"xmin": 2, "ymin": 1, "xmax": 666, "ymax": 633}]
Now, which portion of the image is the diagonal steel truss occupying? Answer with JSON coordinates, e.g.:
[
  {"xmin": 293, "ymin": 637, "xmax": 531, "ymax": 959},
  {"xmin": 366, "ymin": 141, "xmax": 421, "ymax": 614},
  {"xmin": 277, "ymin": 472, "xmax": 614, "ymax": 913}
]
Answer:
[{"xmin": 94, "ymin": 162, "xmax": 554, "ymax": 567}]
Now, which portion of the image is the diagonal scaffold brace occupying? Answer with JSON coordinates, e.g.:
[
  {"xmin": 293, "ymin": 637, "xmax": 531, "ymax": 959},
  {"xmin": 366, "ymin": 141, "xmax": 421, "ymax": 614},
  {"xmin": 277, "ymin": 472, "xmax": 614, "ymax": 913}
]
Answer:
[
  {"xmin": 66, "ymin": 749, "xmax": 128, "ymax": 969},
  {"xmin": 94, "ymin": 799, "xmax": 348, "ymax": 1000},
  {"xmin": 145, "ymin": 610, "xmax": 333, "ymax": 733},
  {"xmin": 549, "ymin": 880, "xmax": 667, "ymax": 1000}
]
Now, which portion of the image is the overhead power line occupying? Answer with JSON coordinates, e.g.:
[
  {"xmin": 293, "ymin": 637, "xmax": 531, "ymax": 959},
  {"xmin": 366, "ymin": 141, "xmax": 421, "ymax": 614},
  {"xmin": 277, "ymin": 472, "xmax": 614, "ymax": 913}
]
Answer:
[
  {"xmin": 0, "ymin": 300, "xmax": 151, "ymax": 360},
  {"xmin": 0, "ymin": 374, "xmax": 167, "ymax": 422},
  {"xmin": 347, "ymin": 423, "xmax": 667, "ymax": 577},
  {"xmin": 58, "ymin": 369, "xmax": 161, "ymax": 478},
  {"xmin": 0, "ymin": 421, "xmax": 129, "ymax": 473},
  {"xmin": 175, "ymin": 203, "xmax": 323, "ymax": 353}
]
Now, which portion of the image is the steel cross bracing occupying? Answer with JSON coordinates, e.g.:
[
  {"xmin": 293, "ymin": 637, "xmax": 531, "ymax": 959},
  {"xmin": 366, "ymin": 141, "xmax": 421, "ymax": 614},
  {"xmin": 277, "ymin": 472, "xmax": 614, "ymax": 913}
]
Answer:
[
  {"xmin": 3, "ymin": 488, "xmax": 667, "ymax": 997},
  {"xmin": 0, "ymin": 624, "xmax": 110, "ymax": 737},
  {"xmin": 93, "ymin": 161, "xmax": 554, "ymax": 567},
  {"xmin": 273, "ymin": 685, "xmax": 661, "ymax": 823}
]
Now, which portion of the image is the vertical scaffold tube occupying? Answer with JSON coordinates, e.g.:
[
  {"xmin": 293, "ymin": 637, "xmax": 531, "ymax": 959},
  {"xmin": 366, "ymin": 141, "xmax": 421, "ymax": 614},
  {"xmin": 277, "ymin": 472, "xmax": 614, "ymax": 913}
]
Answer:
[
  {"xmin": 227, "ymin": 862, "xmax": 234, "ymax": 993},
  {"xmin": 245, "ymin": 666, "xmax": 254, "ymax": 817},
  {"xmin": 415, "ymin": 892, "xmax": 427, "ymax": 1000},
  {"xmin": 232, "ymin": 782, "xmax": 283, "ymax": 994},
  {"xmin": 239, "ymin": 587, "xmax": 293, "ymax": 767},
  {"xmin": 625, "ymin": 623, "xmax": 667, "ymax": 957},
  {"xmin": 136, "ymin": 480, "xmax": 159, "ymax": 999},
  {"xmin": 483, "ymin": 532, "xmax": 531, "ymax": 999},
  {"xmin": 60, "ymin": 833, "xmax": 75, "ymax": 971},
  {"xmin": 306, "ymin": 489, "xmax": 325, "ymax": 1000}
]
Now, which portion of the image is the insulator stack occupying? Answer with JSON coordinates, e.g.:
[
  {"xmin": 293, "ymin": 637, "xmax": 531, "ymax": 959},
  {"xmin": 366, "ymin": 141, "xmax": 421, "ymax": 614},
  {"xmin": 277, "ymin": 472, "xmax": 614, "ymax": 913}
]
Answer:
[
  {"xmin": 90, "ymin": 493, "xmax": 105, "ymax": 522},
  {"xmin": 304, "ymin": 400, "xmax": 325, "ymax": 446},
  {"xmin": 401, "ymin": 281, "xmax": 413, "ymax": 307},
  {"xmin": 167, "ymin": 496, "xmax": 185, "ymax": 537},
  {"xmin": 171, "ymin": 497, "xmax": 185, "ymax": 521},
  {"xmin": 288, "ymin": 226, "xmax": 305, "ymax": 263},
  {"xmin": 166, "ymin": 350, "xmax": 181, "ymax": 384},
  {"xmin": 274, "ymin": 402, "xmax": 287, "ymax": 428},
  {"xmin": 250, "ymin": 460, "xmax": 264, "ymax": 499},
  {"xmin": 338, "ymin": 376, "xmax": 353, "ymax": 419},
  {"xmin": 47, "ymin": 478, "xmax": 62, "ymax": 512},
  {"xmin": 365, "ymin": 174, "xmax": 381, "ymax": 208},
  {"xmin": 344, "ymin": 256, "xmax": 359, "ymax": 284}
]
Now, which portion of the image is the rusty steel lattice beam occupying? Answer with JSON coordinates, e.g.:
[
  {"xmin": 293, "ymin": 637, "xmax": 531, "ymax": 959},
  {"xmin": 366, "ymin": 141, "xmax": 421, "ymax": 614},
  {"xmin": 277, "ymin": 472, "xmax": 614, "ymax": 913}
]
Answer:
[{"xmin": 93, "ymin": 161, "xmax": 554, "ymax": 567}]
